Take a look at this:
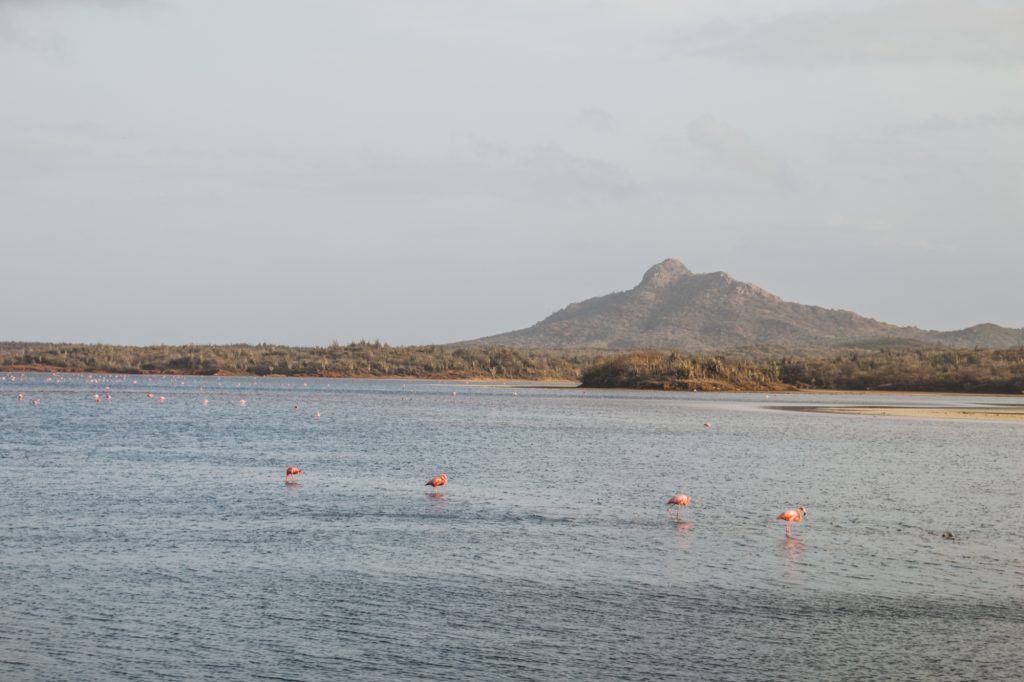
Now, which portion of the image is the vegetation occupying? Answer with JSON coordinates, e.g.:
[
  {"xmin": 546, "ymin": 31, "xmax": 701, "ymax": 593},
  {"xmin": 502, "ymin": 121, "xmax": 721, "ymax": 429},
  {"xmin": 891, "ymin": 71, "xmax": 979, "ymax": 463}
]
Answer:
[
  {"xmin": 777, "ymin": 347, "xmax": 1024, "ymax": 394},
  {"xmin": 581, "ymin": 347, "xmax": 1024, "ymax": 394},
  {"xmin": 2, "ymin": 342, "xmax": 1022, "ymax": 394},
  {"xmin": 579, "ymin": 352, "xmax": 787, "ymax": 391},
  {"xmin": 0, "ymin": 341, "xmax": 590, "ymax": 381}
]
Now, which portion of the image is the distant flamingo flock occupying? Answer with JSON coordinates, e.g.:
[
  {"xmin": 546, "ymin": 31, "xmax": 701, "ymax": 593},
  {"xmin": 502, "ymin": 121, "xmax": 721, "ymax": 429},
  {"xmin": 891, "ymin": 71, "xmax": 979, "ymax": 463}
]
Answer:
[{"xmin": 7, "ymin": 371, "xmax": 810, "ymax": 536}]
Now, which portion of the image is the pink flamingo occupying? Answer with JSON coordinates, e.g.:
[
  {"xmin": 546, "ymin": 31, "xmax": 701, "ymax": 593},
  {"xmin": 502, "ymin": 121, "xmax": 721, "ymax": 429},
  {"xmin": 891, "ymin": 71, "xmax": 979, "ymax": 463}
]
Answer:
[
  {"xmin": 777, "ymin": 505, "xmax": 807, "ymax": 537},
  {"xmin": 667, "ymin": 494, "xmax": 691, "ymax": 517},
  {"xmin": 425, "ymin": 473, "xmax": 448, "ymax": 490},
  {"xmin": 285, "ymin": 467, "xmax": 304, "ymax": 482}
]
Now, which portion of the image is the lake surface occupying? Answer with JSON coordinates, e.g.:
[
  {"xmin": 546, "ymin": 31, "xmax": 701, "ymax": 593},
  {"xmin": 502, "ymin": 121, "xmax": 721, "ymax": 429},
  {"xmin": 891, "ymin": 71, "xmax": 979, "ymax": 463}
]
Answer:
[{"xmin": 2, "ymin": 372, "xmax": 1022, "ymax": 681}]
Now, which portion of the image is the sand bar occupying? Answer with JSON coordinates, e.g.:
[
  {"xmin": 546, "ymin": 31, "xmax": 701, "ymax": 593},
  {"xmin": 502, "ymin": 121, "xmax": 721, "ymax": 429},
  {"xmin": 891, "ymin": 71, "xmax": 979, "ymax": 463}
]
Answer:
[{"xmin": 780, "ymin": 405, "xmax": 1024, "ymax": 422}]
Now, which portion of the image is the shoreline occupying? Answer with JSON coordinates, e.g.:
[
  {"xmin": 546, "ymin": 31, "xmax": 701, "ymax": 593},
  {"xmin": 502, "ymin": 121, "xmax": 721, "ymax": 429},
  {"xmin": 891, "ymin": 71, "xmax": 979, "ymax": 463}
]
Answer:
[
  {"xmin": 777, "ymin": 405, "xmax": 1024, "ymax": 422},
  {"xmin": 0, "ymin": 365, "xmax": 577, "ymax": 384},
  {"xmin": 792, "ymin": 387, "xmax": 1024, "ymax": 399},
  {"xmin": 4, "ymin": 367, "xmax": 1024, "ymax": 399}
]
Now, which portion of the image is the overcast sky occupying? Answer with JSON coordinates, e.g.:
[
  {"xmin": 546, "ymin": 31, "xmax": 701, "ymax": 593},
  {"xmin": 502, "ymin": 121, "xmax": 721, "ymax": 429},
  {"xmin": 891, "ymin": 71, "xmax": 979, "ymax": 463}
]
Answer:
[{"xmin": 1, "ymin": 0, "xmax": 1021, "ymax": 345}]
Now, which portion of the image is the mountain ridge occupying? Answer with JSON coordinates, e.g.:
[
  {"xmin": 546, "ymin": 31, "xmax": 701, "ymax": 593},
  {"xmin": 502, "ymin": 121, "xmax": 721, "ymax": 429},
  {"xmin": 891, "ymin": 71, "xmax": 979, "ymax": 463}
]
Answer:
[{"xmin": 468, "ymin": 259, "xmax": 1023, "ymax": 351}]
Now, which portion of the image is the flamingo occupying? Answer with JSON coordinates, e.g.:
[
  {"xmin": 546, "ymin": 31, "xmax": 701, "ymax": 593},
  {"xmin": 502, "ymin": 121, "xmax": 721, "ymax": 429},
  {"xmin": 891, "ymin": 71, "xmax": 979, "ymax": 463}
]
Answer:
[
  {"xmin": 703, "ymin": 422, "xmax": 712, "ymax": 429},
  {"xmin": 17, "ymin": 393, "xmax": 22, "ymax": 401},
  {"xmin": 777, "ymin": 505, "xmax": 807, "ymax": 537},
  {"xmin": 425, "ymin": 473, "xmax": 448, "ymax": 490},
  {"xmin": 285, "ymin": 467, "xmax": 304, "ymax": 482},
  {"xmin": 667, "ymin": 494, "xmax": 691, "ymax": 516}
]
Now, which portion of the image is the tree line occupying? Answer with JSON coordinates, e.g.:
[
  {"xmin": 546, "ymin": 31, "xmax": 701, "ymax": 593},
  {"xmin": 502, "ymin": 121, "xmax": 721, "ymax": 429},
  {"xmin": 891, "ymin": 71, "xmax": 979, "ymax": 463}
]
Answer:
[
  {"xmin": 580, "ymin": 347, "xmax": 1024, "ymax": 394},
  {"xmin": 1, "ymin": 342, "xmax": 1022, "ymax": 393},
  {"xmin": 0, "ymin": 341, "xmax": 587, "ymax": 381}
]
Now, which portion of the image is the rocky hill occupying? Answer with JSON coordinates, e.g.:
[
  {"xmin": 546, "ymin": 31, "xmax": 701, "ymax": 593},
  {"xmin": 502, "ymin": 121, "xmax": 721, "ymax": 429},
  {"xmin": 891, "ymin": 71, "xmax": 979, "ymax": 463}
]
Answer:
[{"xmin": 469, "ymin": 259, "xmax": 1023, "ymax": 351}]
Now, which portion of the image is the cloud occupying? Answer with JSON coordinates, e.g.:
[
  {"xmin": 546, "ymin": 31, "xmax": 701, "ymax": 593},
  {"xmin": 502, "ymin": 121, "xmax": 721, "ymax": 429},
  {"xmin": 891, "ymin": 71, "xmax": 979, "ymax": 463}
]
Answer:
[
  {"xmin": 671, "ymin": 1, "xmax": 1024, "ymax": 67},
  {"xmin": 58, "ymin": 136, "xmax": 638, "ymax": 204},
  {"xmin": 900, "ymin": 113, "xmax": 1024, "ymax": 134},
  {"xmin": 0, "ymin": 0, "xmax": 143, "ymax": 5},
  {"xmin": 0, "ymin": 0, "xmax": 148, "ymax": 44},
  {"xmin": 686, "ymin": 115, "xmax": 791, "ymax": 187},
  {"xmin": 572, "ymin": 107, "xmax": 616, "ymax": 134},
  {"xmin": 323, "ymin": 140, "xmax": 637, "ymax": 203}
]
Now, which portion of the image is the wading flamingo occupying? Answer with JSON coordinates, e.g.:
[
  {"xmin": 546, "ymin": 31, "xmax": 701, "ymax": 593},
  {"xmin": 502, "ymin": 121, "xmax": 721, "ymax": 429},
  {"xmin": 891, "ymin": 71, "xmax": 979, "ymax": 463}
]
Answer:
[
  {"xmin": 667, "ymin": 494, "xmax": 691, "ymax": 516},
  {"xmin": 777, "ymin": 505, "xmax": 807, "ymax": 537},
  {"xmin": 285, "ymin": 467, "xmax": 304, "ymax": 482},
  {"xmin": 425, "ymin": 473, "xmax": 448, "ymax": 490}
]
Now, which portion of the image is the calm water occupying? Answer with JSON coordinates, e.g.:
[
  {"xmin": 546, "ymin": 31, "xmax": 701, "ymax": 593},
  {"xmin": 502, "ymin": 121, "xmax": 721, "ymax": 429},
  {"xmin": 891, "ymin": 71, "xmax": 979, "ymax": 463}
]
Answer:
[{"xmin": 1, "ymin": 372, "xmax": 1022, "ymax": 681}]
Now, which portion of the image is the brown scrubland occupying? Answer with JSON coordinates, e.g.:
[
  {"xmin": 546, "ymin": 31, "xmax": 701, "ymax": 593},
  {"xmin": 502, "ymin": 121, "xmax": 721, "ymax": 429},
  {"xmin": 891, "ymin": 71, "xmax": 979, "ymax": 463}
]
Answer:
[{"xmin": 2, "ymin": 342, "xmax": 1023, "ymax": 394}]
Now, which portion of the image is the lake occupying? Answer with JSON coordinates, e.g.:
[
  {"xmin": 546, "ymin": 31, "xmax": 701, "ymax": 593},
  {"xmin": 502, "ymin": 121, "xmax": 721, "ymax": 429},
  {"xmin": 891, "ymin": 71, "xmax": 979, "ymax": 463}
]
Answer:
[{"xmin": 1, "ymin": 372, "xmax": 1022, "ymax": 680}]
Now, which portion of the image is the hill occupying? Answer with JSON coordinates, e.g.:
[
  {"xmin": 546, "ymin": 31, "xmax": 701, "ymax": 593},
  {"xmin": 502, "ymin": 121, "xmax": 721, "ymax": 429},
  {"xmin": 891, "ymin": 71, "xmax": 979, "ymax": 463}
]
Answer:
[{"xmin": 470, "ymin": 259, "xmax": 1023, "ymax": 351}]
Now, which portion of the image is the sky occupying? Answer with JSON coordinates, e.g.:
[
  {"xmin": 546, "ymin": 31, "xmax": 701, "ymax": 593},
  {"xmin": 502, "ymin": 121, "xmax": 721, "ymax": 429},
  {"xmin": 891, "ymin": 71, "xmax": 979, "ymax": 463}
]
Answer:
[{"xmin": 1, "ymin": 0, "xmax": 1021, "ymax": 346}]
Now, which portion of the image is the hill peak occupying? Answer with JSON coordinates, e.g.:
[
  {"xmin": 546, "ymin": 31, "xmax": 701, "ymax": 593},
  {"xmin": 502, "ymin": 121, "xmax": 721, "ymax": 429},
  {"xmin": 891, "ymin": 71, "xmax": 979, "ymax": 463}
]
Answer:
[
  {"xmin": 639, "ymin": 259, "xmax": 692, "ymax": 288},
  {"xmin": 468, "ymin": 260, "xmax": 1023, "ymax": 351}
]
